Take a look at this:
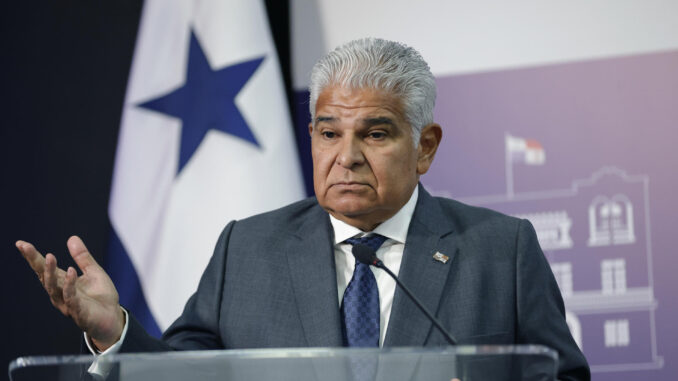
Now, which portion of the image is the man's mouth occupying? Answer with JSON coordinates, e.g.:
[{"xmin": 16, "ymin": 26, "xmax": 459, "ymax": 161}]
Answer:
[{"xmin": 331, "ymin": 182, "xmax": 369, "ymax": 191}]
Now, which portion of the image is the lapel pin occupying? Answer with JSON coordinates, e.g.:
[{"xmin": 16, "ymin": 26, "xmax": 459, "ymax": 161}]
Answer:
[{"xmin": 432, "ymin": 252, "xmax": 449, "ymax": 264}]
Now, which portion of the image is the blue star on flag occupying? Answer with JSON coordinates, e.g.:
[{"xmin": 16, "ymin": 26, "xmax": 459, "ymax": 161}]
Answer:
[{"xmin": 138, "ymin": 32, "xmax": 264, "ymax": 173}]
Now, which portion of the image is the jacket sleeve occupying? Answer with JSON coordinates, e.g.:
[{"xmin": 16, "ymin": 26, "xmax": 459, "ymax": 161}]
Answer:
[{"xmin": 515, "ymin": 219, "xmax": 591, "ymax": 381}]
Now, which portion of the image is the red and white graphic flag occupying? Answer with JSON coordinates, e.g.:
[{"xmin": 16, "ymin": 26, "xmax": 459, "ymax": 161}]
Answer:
[{"xmin": 506, "ymin": 135, "xmax": 545, "ymax": 165}]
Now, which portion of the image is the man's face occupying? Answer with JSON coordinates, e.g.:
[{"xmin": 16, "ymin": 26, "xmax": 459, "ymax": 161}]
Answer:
[{"xmin": 310, "ymin": 85, "xmax": 439, "ymax": 231}]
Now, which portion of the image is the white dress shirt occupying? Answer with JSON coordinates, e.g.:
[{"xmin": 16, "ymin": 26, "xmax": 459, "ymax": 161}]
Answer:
[
  {"xmin": 330, "ymin": 186, "xmax": 419, "ymax": 346},
  {"xmin": 85, "ymin": 307, "xmax": 129, "ymax": 376},
  {"xmin": 86, "ymin": 186, "xmax": 419, "ymax": 358}
]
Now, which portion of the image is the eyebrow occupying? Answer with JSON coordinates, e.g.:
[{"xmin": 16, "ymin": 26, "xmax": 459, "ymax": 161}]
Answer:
[
  {"xmin": 362, "ymin": 117, "xmax": 396, "ymax": 127},
  {"xmin": 313, "ymin": 115, "xmax": 396, "ymax": 127},
  {"xmin": 314, "ymin": 116, "xmax": 335, "ymax": 125}
]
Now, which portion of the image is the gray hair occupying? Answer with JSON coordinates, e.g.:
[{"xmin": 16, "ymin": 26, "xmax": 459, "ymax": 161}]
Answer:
[{"xmin": 309, "ymin": 38, "xmax": 436, "ymax": 145}]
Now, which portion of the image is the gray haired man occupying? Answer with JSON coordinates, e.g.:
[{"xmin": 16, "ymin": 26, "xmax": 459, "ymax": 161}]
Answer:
[{"xmin": 17, "ymin": 38, "xmax": 590, "ymax": 380}]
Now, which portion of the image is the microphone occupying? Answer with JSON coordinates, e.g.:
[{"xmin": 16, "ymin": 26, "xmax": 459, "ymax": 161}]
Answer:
[{"xmin": 352, "ymin": 243, "xmax": 457, "ymax": 345}]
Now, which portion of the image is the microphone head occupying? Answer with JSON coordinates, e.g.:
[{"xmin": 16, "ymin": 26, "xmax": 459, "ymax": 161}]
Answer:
[{"xmin": 352, "ymin": 243, "xmax": 378, "ymax": 266}]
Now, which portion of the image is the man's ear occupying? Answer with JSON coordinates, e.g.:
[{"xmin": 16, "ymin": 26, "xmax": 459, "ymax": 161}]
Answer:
[
  {"xmin": 416, "ymin": 123, "xmax": 442, "ymax": 175},
  {"xmin": 308, "ymin": 123, "xmax": 313, "ymax": 137}
]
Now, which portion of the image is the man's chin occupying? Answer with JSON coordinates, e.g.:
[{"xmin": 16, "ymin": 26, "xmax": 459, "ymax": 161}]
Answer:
[
  {"xmin": 321, "ymin": 196, "xmax": 375, "ymax": 215},
  {"xmin": 328, "ymin": 208, "xmax": 379, "ymax": 231},
  {"xmin": 329, "ymin": 206, "xmax": 371, "ymax": 218}
]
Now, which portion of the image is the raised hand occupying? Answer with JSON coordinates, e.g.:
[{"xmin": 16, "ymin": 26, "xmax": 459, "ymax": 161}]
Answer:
[{"xmin": 16, "ymin": 236, "xmax": 125, "ymax": 351}]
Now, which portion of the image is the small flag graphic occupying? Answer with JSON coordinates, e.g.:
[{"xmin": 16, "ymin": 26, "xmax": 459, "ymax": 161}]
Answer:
[{"xmin": 506, "ymin": 135, "xmax": 546, "ymax": 165}]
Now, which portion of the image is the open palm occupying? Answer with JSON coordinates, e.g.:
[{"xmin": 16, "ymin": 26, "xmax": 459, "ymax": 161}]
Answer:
[{"xmin": 16, "ymin": 236, "xmax": 124, "ymax": 350}]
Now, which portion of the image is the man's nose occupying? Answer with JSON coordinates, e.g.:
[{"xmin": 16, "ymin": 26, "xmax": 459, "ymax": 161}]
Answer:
[{"xmin": 335, "ymin": 135, "xmax": 365, "ymax": 168}]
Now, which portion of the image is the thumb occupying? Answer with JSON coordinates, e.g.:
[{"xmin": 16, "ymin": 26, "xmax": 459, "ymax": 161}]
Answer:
[{"xmin": 67, "ymin": 236, "xmax": 100, "ymax": 274}]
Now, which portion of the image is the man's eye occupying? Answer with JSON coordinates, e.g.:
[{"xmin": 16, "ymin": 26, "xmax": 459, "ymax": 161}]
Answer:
[
  {"xmin": 321, "ymin": 131, "xmax": 336, "ymax": 139},
  {"xmin": 368, "ymin": 131, "xmax": 387, "ymax": 139}
]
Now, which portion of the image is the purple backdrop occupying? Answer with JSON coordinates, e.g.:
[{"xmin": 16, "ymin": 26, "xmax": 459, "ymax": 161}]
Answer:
[{"xmin": 422, "ymin": 50, "xmax": 678, "ymax": 379}]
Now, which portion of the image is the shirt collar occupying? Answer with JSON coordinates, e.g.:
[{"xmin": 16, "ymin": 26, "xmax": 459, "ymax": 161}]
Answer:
[{"xmin": 329, "ymin": 186, "xmax": 419, "ymax": 245}]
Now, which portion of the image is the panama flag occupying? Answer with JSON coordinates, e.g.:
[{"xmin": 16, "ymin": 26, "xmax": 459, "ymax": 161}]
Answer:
[
  {"xmin": 106, "ymin": 0, "xmax": 304, "ymax": 336},
  {"xmin": 506, "ymin": 134, "xmax": 546, "ymax": 165}
]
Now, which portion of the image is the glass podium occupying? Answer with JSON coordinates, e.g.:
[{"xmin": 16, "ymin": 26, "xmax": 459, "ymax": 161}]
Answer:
[{"xmin": 9, "ymin": 345, "xmax": 558, "ymax": 381}]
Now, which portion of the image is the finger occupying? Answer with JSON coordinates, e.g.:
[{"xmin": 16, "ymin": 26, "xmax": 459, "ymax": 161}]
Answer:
[
  {"xmin": 67, "ymin": 236, "xmax": 100, "ymax": 274},
  {"xmin": 16, "ymin": 240, "xmax": 46, "ymax": 275},
  {"xmin": 63, "ymin": 267, "xmax": 79, "ymax": 313},
  {"xmin": 44, "ymin": 254, "xmax": 57, "ymax": 293},
  {"xmin": 44, "ymin": 254, "xmax": 64, "ymax": 305}
]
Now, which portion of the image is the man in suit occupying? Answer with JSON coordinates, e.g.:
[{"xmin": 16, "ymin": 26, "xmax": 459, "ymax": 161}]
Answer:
[{"xmin": 16, "ymin": 38, "xmax": 589, "ymax": 380}]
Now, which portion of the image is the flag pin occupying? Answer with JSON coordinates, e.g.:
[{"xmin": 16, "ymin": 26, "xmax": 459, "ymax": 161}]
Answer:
[{"xmin": 432, "ymin": 252, "xmax": 449, "ymax": 264}]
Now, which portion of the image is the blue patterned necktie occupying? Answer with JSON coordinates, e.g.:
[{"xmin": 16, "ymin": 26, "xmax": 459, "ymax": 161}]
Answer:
[{"xmin": 341, "ymin": 234, "xmax": 387, "ymax": 347}]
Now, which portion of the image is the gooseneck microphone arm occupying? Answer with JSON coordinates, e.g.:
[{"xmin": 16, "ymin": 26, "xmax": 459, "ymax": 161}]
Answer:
[{"xmin": 352, "ymin": 243, "xmax": 457, "ymax": 345}]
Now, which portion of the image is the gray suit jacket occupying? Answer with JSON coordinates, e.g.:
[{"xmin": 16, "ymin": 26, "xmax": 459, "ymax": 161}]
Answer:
[{"xmin": 121, "ymin": 186, "xmax": 589, "ymax": 380}]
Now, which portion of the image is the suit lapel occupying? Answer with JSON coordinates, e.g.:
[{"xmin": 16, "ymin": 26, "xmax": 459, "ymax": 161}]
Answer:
[
  {"xmin": 384, "ymin": 186, "xmax": 458, "ymax": 346},
  {"xmin": 285, "ymin": 203, "xmax": 343, "ymax": 347}
]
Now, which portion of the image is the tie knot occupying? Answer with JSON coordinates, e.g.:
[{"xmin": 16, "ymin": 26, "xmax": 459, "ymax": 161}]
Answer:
[{"xmin": 345, "ymin": 234, "xmax": 387, "ymax": 252}]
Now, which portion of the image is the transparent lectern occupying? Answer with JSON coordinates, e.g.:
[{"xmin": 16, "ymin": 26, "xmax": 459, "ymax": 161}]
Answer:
[{"xmin": 9, "ymin": 345, "xmax": 558, "ymax": 381}]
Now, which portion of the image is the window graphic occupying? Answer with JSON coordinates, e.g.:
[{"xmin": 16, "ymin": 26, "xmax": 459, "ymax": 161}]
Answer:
[
  {"xmin": 604, "ymin": 319, "xmax": 630, "ymax": 347},
  {"xmin": 601, "ymin": 259, "xmax": 627, "ymax": 295},
  {"xmin": 588, "ymin": 195, "xmax": 636, "ymax": 247}
]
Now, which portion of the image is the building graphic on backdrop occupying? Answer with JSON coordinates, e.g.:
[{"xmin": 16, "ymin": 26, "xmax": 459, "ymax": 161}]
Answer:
[{"xmin": 441, "ymin": 135, "xmax": 663, "ymax": 373}]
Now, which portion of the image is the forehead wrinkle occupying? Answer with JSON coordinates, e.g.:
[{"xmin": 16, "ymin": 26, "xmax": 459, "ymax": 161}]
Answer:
[
  {"xmin": 315, "ymin": 86, "xmax": 407, "ymax": 129},
  {"xmin": 323, "ymin": 102, "xmax": 384, "ymax": 109},
  {"xmin": 321, "ymin": 104, "xmax": 402, "ymax": 122}
]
